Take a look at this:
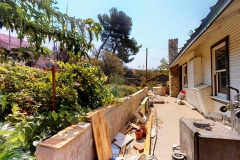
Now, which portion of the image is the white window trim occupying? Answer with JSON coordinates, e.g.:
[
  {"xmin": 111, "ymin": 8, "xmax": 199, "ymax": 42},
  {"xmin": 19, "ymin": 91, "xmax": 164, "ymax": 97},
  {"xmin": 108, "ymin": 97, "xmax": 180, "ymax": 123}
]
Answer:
[
  {"xmin": 182, "ymin": 63, "xmax": 187, "ymax": 87},
  {"xmin": 212, "ymin": 41, "xmax": 226, "ymax": 98}
]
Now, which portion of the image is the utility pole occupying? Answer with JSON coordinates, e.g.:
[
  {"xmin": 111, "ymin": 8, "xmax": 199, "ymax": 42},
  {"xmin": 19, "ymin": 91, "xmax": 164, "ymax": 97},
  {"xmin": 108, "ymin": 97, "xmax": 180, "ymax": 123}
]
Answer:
[
  {"xmin": 146, "ymin": 48, "xmax": 148, "ymax": 84},
  {"xmin": 8, "ymin": 29, "xmax": 10, "ymax": 50},
  {"xmin": 66, "ymin": 0, "xmax": 68, "ymax": 31}
]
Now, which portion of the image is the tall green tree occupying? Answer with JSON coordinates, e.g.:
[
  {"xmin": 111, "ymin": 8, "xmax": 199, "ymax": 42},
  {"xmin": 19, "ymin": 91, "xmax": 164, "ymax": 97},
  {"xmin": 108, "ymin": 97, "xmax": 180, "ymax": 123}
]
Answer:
[
  {"xmin": 0, "ymin": 0, "xmax": 102, "ymax": 61},
  {"xmin": 97, "ymin": 7, "xmax": 141, "ymax": 63},
  {"xmin": 158, "ymin": 58, "xmax": 169, "ymax": 75}
]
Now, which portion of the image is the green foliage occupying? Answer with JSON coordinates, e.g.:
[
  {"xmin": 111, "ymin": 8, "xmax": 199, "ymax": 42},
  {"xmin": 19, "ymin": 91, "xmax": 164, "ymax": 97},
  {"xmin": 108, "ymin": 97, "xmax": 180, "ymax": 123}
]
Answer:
[
  {"xmin": 0, "ymin": 0, "xmax": 102, "ymax": 61},
  {"xmin": 108, "ymin": 74, "xmax": 125, "ymax": 85},
  {"xmin": 118, "ymin": 85, "xmax": 138, "ymax": 97},
  {"xmin": 0, "ymin": 62, "xmax": 117, "ymax": 157},
  {"xmin": 0, "ymin": 123, "xmax": 25, "ymax": 160},
  {"xmin": 109, "ymin": 85, "xmax": 122, "ymax": 98},
  {"xmin": 148, "ymin": 81, "xmax": 157, "ymax": 88},
  {"xmin": 0, "ymin": 63, "xmax": 52, "ymax": 116},
  {"xmin": 57, "ymin": 62, "xmax": 116, "ymax": 109},
  {"xmin": 140, "ymin": 81, "xmax": 147, "ymax": 88},
  {"xmin": 101, "ymin": 51, "xmax": 125, "ymax": 77},
  {"xmin": 107, "ymin": 84, "xmax": 138, "ymax": 98},
  {"xmin": 10, "ymin": 110, "xmax": 89, "ymax": 154},
  {"xmin": 158, "ymin": 58, "xmax": 169, "ymax": 75},
  {"xmin": 0, "ymin": 62, "xmax": 116, "ymax": 116},
  {"xmin": 97, "ymin": 7, "xmax": 142, "ymax": 63}
]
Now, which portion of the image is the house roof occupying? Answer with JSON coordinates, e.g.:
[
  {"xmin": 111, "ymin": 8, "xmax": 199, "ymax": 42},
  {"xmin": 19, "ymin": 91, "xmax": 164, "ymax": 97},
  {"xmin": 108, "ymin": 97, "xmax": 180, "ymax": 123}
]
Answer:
[
  {"xmin": 147, "ymin": 74, "xmax": 169, "ymax": 82},
  {"xmin": 0, "ymin": 33, "xmax": 30, "ymax": 49},
  {"xmin": 169, "ymin": 0, "xmax": 234, "ymax": 68}
]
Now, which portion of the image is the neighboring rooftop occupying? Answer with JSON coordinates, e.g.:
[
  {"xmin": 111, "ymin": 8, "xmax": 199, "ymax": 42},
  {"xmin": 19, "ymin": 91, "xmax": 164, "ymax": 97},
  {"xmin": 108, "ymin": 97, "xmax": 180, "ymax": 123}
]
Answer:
[{"xmin": 0, "ymin": 33, "xmax": 30, "ymax": 49}]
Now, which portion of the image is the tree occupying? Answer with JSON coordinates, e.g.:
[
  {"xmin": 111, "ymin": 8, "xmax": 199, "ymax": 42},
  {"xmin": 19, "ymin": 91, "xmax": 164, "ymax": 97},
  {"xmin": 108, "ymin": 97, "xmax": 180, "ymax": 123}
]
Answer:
[
  {"xmin": 101, "ymin": 51, "xmax": 125, "ymax": 77},
  {"xmin": 0, "ymin": 0, "xmax": 102, "ymax": 62},
  {"xmin": 158, "ymin": 58, "xmax": 169, "ymax": 75},
  {"xmin": 97, "ymin": 7, "xmax": 141, "ymax": 63}
]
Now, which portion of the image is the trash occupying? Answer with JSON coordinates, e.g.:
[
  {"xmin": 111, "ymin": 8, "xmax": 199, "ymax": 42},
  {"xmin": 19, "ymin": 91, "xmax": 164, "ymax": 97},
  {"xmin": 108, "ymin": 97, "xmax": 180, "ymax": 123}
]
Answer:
[
  {"xmin": 115, "ymin": 157, "xmax": 126, "ymax": 160},
  {"xmin": 126, "ymin": 154, "xmax": 158, "ymax": 160},
  {"xmin": 134, "ymin": 110, "xmax": 147, "ymax": 123},
  {"xmin": 114, "ymin": 132, "xmax": 134, "ymax": 148},
  {"xmin": 133, "ymin": 143, "xmax": 144, "ymax": 153},
  {"xmin": 176, "ymin": 90, "xmax": 186, "ymax": 105},
  {"xmin": 112, "ymin": 143, "xmax": 121, "ymax": 158},
  {"xmin": 147, "ymin": 90, "xmax": 155, "ymax": 96}
]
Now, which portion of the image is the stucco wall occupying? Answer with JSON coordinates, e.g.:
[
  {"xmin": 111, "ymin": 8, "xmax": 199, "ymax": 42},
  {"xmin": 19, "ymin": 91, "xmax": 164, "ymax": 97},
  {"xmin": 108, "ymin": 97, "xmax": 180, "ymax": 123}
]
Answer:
[{"xmin": 36, "ymin": 87, "xmax": 148, "ymax": 160}]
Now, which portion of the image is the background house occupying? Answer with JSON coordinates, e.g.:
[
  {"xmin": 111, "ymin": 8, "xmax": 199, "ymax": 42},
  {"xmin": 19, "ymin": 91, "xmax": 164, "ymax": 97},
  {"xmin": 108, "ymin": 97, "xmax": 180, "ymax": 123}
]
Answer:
[
  {"xmin": 168, "ymin": 0, "xmax": 240, "ymax": 117},
  {"xmin": 0, "ymin": 33, "xmax": 55, "ymax": 68},
  {"xmin": 0, "ymin": 33, "xmax": 30, "ymax": 49}
]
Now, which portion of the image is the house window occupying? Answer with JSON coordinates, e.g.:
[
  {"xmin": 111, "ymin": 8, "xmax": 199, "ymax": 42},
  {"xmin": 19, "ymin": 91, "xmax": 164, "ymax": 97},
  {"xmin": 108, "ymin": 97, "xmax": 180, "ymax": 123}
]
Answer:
[
  {"xmin": 183, "ymin": 63, "xmax": 187, "ymax": 86},
  {"xmin": 211, "ymin": 36, "xmax": 229, "ymax": 99}
]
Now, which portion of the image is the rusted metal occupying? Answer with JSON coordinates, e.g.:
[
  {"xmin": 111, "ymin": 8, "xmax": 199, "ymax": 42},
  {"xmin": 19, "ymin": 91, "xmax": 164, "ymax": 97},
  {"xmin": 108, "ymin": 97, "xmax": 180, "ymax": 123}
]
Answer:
[{"xmin": 43, "ymin": 65, "xmax": 64, "ymax": 111}]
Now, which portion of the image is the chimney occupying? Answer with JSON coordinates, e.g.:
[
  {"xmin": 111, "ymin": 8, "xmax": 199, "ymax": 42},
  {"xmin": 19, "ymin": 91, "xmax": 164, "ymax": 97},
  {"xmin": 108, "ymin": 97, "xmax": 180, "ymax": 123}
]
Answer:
[{"xmin": 168, "ymin": 38, "xmax": 178, "ymax": 65}]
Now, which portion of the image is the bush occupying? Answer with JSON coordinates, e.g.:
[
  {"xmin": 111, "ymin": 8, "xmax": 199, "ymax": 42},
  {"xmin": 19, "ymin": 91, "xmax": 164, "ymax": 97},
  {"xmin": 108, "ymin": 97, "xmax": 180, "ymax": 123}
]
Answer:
[
  {"xmin": 119, "ymin": 85, "xmax": 138, "ymax": 97},
  {"xmin": 108, "ymin": 74, "xmax": 125, "ymax": 85},
  {"xmin": 0, "ymin": 62, "xmax": 117, "ymax": 157},
  {"xmin": 107, "ymin": 84, "xmax": 138, "ymax": 98},
  {"xmin": 140, "ymin": 81, "xmax": 147, "ymax": 88}
]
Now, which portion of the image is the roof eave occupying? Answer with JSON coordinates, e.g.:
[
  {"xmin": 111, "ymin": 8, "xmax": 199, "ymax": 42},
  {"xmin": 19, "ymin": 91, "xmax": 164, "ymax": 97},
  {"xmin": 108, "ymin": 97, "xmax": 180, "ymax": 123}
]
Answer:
[{"xmin": 168, "ymin": 0, "xmax": 234, "ymax": 69}]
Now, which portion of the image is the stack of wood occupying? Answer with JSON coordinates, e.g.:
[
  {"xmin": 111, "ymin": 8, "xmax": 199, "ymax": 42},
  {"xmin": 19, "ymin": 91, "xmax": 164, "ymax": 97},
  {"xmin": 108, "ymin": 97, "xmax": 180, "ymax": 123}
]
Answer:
[{"xmin": 90, "ymin": 107, "xmax": 157, "ymax": 159}]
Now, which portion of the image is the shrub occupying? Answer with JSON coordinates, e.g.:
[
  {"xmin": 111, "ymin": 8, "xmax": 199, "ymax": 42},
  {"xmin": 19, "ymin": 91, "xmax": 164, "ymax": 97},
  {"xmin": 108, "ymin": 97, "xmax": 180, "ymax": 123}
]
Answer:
[
  {"xmin": 108, "ymin": 73, "xmax": 125, "ymax": 85},
  {"xmin": 0, "ymin": 62, "xmax": 117, "ymax": 157},
  {"xmin": 107, "ymin": 84, "xmax": 138, "ymax": 98}
]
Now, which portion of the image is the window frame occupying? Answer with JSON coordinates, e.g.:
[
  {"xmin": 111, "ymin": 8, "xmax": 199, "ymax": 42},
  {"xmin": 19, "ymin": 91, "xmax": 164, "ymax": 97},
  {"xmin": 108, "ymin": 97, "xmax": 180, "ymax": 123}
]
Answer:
[
  {"xmin": 211, "ymin": 36, "xmax": 230, "ymax": 100},
  {"xmin": 182, "ymin": 63, "xmax": 188, "ymax": 87}
]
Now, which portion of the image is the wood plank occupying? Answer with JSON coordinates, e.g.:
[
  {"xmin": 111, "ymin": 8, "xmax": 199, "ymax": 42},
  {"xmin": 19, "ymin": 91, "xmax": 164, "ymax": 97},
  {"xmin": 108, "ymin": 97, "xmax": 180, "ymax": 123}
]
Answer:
[
  {"xmin": 121, "ymin": 121, "xmax": 131, "ymax": 133},
  {"xmin": 144, "ymin": 111, "xmax": 153, "ymax": 154},
  {"xmin": 123, "ymin": 127, "xmax": 133, "ymax": 135},
  {"xmin": 118, "ymin": 145, "xmax": 126, "ymax": 157},
  {"xmin": 129, "ymin": 123, "xmax": 140, "ymax": 129},
  {"xmin": 91, "ymin": 110, "xmax": 112, "ymax": 160}
]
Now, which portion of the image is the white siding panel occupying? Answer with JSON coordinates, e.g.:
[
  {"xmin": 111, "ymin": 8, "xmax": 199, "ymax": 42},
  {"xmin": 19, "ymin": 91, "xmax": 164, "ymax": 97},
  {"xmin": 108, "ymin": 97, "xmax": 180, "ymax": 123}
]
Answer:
[
  {"xmin": 194, "ymin": 15, "xmax": 240, "ymax": 102},
  {"xmin": 193, "ymin": 85, "xmax": 213, "ymax": 114},
  {"xmin": 181, "ymin": 13, "xmax": 240, "ymax": 114},
  {"xmin": 202, "ymin": 87, "xmax": 213, "ymax": 112}
]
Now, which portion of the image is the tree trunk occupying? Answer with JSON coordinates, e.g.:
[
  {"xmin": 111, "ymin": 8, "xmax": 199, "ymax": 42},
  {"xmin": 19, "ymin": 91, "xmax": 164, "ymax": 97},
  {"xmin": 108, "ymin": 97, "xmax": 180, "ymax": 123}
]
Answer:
[
  {"xmin": 112, "ymin": 40, "xmax": 120, "ymax": 53},
  {"xmin": 96, "ymin": 33, "xmax": 111, "ymax": 59}
]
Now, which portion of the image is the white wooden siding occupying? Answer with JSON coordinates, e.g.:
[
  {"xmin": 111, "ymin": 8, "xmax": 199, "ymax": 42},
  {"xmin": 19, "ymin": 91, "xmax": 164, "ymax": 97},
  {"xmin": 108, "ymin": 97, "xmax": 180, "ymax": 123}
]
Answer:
[
  {"xmin": 195, "ymin": 15, "xmax": 240, "ymax": 102},
  {"xmin": 176, "ymin": 8, "xmax": 240, "ymax": 112},
  {"xmin": 193, "ymin": 85, "xmax": 213, "ymax": 114}
]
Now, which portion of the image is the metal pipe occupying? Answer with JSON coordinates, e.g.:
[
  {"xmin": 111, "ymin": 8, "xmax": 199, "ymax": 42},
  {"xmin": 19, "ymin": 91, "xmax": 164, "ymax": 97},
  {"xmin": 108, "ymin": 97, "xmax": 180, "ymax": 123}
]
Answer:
[{"xmin": 226, "ymin": 85, "xmax": 239, "ymax": 94}]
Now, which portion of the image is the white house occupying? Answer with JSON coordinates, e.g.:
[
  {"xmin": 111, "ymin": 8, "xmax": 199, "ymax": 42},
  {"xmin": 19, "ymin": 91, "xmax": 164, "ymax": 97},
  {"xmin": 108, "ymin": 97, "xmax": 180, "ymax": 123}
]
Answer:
[{"xmin": 168, "ymin": 0, "xmax": 240, "ymax": 117}]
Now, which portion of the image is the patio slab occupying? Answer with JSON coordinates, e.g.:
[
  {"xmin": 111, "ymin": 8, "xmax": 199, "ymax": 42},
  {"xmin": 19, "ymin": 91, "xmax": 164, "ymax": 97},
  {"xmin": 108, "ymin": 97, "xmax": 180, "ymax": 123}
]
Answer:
[{"xmin": 153, "ymin": 96, "xmax": 204, "ymax": 160}]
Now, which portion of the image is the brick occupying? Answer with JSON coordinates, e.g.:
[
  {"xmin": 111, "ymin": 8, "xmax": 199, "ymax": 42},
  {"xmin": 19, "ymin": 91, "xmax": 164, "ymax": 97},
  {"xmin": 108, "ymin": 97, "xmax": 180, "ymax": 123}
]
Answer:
[{"xmin": 133, "ymin": 143, "xmax": 144, "ymax": 153}]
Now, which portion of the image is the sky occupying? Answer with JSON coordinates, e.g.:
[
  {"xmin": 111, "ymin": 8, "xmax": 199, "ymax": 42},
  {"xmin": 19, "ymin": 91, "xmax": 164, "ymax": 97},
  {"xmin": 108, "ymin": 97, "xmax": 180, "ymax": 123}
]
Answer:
[{"xmin": 1, "ymin": 0, "xmax": 217, "ymax": 70}]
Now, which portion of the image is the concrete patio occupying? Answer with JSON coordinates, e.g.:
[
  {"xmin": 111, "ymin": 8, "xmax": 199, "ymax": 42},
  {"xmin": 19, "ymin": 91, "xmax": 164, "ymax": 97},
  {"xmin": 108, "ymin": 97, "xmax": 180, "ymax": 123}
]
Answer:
[{"xmin": 153, "ymin": 96, "xmax": 204, "ymax": 160}]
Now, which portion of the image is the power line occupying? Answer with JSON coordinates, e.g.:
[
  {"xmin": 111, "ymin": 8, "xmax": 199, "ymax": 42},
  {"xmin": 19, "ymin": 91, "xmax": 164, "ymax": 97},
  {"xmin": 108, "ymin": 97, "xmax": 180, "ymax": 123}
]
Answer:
[
  {"xmin": 140, "ymin": 43, "xmax": 167, "ymax": 47},
  {"xmin": 148, "ymin": 54, "xmax": 168, "ymax": 60},
  {"xmin": 139, "ymin": 48, "xmax": 167, "ymax": 51}
]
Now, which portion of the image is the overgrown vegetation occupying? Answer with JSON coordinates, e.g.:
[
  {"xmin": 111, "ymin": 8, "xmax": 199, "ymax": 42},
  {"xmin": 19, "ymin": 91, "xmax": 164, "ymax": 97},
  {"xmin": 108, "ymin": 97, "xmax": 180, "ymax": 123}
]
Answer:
[
  {"xmin": 0, "ymin": 62, "xmax": 116, "ymax": 159},
  {"xmin": 0, "ymin": 0, "xmax": 102, "ymax": 62},
  {"xmin": 106, "ymin": 74, "xmax": 137, "ymax": 98}
]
